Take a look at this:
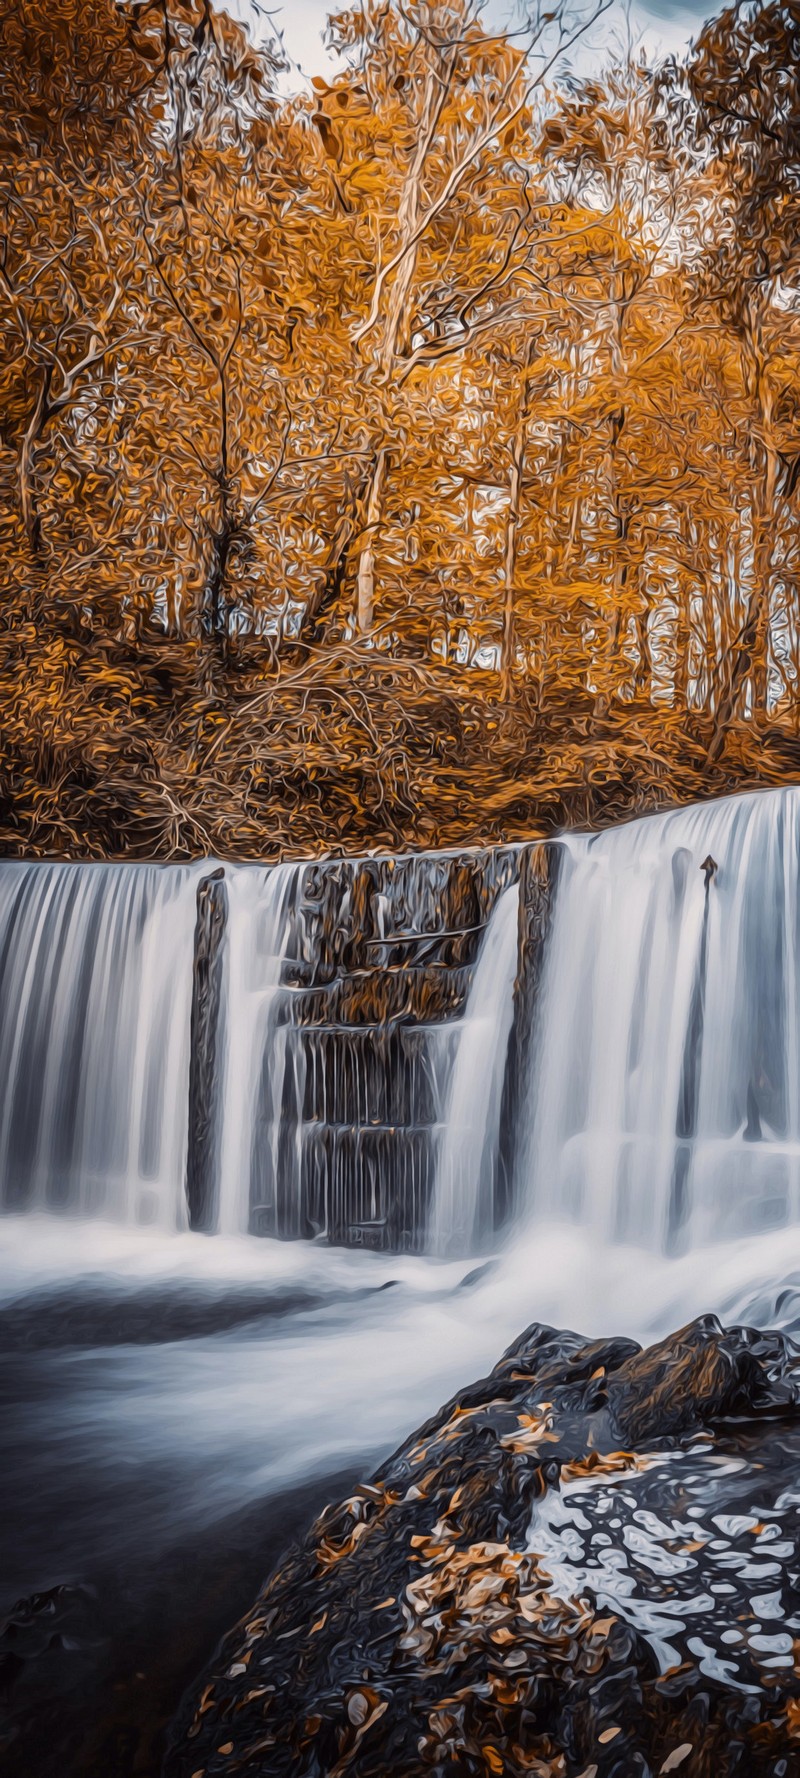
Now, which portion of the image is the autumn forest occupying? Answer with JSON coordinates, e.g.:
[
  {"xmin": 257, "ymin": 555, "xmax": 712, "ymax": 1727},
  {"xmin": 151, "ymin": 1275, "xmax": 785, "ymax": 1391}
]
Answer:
[{"xmin": 3, "ymin": 0, "xmax": 800, "ymax": 859}]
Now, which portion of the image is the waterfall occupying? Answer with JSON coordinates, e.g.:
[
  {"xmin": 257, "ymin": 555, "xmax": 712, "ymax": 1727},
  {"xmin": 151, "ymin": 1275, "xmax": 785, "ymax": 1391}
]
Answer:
[
  {"xmin": 0, "ymin": 849, "xmax": 501, "ymax": 1245},
  {"xmin": 216, "ymin": 863, "xmax": 302, "ymax": 1236},
  {"xmin": 3, "ymin": 787, "xmax": 800, "ymax": 1259},
  {"xmin": 430, "ymin": 880, "xmax": 520, "ymax": 1254},
  {"xmin": 520, "ymin": 786, "xmax": 800, "ymax": 1250},
  {"xmin": 0, "ymin": 862, "xmax": 200, "ymax": 1226},
  {"xmin": 0, "ymin": 858, "xmax": 303, "ymax": 1235}
]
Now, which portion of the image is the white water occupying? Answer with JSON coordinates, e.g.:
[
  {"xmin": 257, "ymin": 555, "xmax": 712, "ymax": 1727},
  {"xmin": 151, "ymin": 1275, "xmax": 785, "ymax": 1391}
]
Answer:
[
  {"xmin": 3, "ymin": 785, "xmax": 800, "ymax": 1281},
  {"xmin": 216, "ymin": 863, "xmax": 301, "ymax": 1235},
  {"xmin": 3, "ymin": 1205, "xmax": 800, "ymax": 1614},
  {"xmin": 430, "ymin": 879, "xmax": 520, "ymax": 1254},
  {"xmin": 0, "ymin": 859, "xmax": 305, "ymax": 1235},
  {"xmin": 0, "ymin": 863, "xmax": 200, "ymax": 1227},
  {"xmin": 521, "ymin": 786, "xmax": 800, "ymax": 1253}
]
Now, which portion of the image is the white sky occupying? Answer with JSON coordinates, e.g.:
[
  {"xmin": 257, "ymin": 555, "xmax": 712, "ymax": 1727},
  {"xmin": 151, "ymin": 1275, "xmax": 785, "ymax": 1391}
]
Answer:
[{"xmin": 229, "ymin": 0, "xmax": 714, "ymax": 87}]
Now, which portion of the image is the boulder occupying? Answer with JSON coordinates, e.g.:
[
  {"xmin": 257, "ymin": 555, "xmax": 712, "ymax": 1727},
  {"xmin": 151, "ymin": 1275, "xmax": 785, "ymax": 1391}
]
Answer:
[{"xmin": 166, "ymin": 1317, "xmax": 800, "ymax": 1778}]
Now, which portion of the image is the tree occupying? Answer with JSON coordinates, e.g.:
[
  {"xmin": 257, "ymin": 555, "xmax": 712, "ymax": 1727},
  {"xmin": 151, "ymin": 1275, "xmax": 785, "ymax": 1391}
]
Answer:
[
  {"xmin": 1, "ymin": 0, "xmax": 799, "ymax": 863},
  {"xmin": 685, "ymin": 0, "xmax": 800, "ymax": 743},
  {"xmin": 301, "ymin": 0, "xmax": 606, "ymax": 645}
]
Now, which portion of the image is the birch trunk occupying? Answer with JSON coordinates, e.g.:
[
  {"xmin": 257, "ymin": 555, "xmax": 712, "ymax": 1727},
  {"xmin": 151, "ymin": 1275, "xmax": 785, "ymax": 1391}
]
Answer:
[
  {"xmin": 501, "ymin": 341, "xmax": 538, "ymax": 699},
  {"xmin": 707, "ymin": 355, "xmax": 778, "ymax": 759},
  {"xmin": 353, "ymin": 64, "xmax": 440, "ymax": 623},
  {"xmin": 356, "ymin": 449, "xmax": 387, "ymax": 635},
  {"xmin": 501, "ymin": 431, "xmax": 524, "ymax": 700}
]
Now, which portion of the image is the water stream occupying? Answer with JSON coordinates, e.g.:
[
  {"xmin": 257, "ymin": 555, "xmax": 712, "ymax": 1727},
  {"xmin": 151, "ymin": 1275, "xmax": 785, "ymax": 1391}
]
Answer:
[
  {"xmin": 521, "ymin": 787, "xmax": 800, "ymax": 1249},
  {"xmin": 3, "ymin": 788, "xmax": 800, "ymax": 1774}
]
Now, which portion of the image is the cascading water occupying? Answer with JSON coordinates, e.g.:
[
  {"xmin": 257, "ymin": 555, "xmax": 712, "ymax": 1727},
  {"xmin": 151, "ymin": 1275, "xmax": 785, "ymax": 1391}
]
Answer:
[
  {"xmin": 0, "ymin": 849, "xmax": 493, "ymax": 1246},
  {"xmin": 4, "ymin": 787, "xmax": 800, "ymax": 1261},
  {"xmin": 215, "ymin": 863, "xmax": 302, "ymax": 1236},
  {"xmin": 0, "ymin": 862, "xmax": 200, "ymax": 1226},
  {"xmin": 520, "ymin": 786, "xmax": 800, "ymax": 1251},
  {"xmin": 0, "ymin": 858, "xmax": 307, "ymax": 1235},
  {"xmin": 430, "ymin": 879, "xmax": 520, "ymax": 1254}
]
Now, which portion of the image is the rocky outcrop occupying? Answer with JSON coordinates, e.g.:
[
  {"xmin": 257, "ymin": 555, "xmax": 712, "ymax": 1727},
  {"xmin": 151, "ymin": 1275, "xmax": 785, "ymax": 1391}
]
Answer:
[
  {"xmin": 253, "ymin": 846, "xmax": 523, "ymax": 1249},
  {"xmin": 166, "ymin": 1316, "xmax": 800, "ymax": 1778},
  {"xmin": 186, "ymin": 868, "xmax": 227, "ymax": 1232},
  {"xmin": 497, "ymin": 842, "xmax": 562, "ymax": 1221},
  {"xmin": 182, "ymin": 843, "xmax": 561, "ymax": 1247}
]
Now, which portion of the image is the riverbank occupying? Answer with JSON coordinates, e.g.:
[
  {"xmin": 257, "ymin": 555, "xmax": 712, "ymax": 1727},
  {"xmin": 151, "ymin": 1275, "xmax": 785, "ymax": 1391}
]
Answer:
[{"xmin": 2, "ymin": 624, "xmax": 799, "ymax": 864}]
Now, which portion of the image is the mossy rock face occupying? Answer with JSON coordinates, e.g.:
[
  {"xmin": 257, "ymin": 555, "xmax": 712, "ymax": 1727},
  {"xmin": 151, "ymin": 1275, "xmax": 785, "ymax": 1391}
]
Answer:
[{"xmin": 166, "ymin": 1317, "xmax": 800, "ymax": 1778}]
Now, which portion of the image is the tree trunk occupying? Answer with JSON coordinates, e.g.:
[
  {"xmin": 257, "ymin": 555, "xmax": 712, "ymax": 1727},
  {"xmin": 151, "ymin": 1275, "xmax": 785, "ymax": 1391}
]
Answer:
[
  {"xmin": 674, "ymin": 511, "xmax": 695, "ymax": 709},
  {"xmin": 501, "ymin": 340, "xmax": 538, "ymax": 700},
  {"xmin": 706, "ymin": 603, "xmax": 761, "ymax": 762},
  {"xmin": 295, "ymin": 464, "xmax": 374, "ymax": 652},
  {"xmin": 18, "ymin": 368, "xmax": 52, "ymax": 555},
  {"xmin": 166, "ymin": 572, "xmax": 181, "ymax": 640},
  {"xmin": 501, "ymin": 430, "xmax": 524, "ymax": 701},
  {"xmin": 632, "ymin": 566, "xmax": 651, "ymax": 699},
  {"xmin": 375, "ymin": 62, "xmax": 438, "ymax": 377},
  {"xmin": 592, "ymin": 401, "xmax": 629, "ymax": 721},
  {"xmin": 708, "ymin": 307, "xmax": 778, "ymax": 761},
  {"xmin": 206, "ymin": 518, "xmax": 235, "ymax": 650},
  {"xmin": 701, "ymin": 540, "xmax": 719, "ymax": 712},
  {"xmin": 350, "ymin": 63, "xmax": 440, "ymax": 624},
  {"xmin": 750, "ymin": 377, "xmax": 778, "ymax": 713},
  {"xmin": 356, "ymin": 449, "xmax": 386, "ymax": 635},
  {"xmin": 707, "ymin": 384, "xmax": 778, "ymax": 760},
  {"xmin": 674, "ymin": 566, "xmax": 690, "ymax": 710}
]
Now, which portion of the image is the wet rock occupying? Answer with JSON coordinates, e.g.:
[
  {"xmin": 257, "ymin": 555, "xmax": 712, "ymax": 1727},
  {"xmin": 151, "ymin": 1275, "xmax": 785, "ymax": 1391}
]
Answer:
[
  {"xmin": 604, "ymin": 1314, "xmax": 800, "ymax": 1447},
  {"xmin": 166, "ymin": 1316, "xmax": 800, "ymax": 1778},
  {"xmin": 497, "ymin": 841, "xmax": 561, "ymax": 1223},
  {"xmin": 186, "ymin": 868, "xmax": 227, "ymax": 1232},
  {"xmin": 0, "ymin": 1581, "xmax": 102, "ymax": 1759},
  {"xmin": 254, "ymin": 845, "xmax": 521, "ymax": 1247}
]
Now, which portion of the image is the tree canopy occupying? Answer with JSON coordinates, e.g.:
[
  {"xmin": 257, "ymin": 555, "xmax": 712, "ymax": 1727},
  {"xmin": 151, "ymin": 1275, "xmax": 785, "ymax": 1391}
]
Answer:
[{"xmin": 1, "ymin": 0, "xmax": 799, "ymax": 859}]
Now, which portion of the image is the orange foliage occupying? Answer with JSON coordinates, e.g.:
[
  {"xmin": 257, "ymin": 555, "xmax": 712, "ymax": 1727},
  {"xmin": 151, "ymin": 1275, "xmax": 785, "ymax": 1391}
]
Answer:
[{"xmin": 1, "ymin": 0, "xmax": 799, "ymax": 858}]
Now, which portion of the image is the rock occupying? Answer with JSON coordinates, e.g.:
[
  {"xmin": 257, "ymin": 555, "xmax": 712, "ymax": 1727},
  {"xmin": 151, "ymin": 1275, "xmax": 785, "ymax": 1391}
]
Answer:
[
  {"xmin": 604, "ymin": 1314, "xmax": 799, "ymax": 1446},
  {"xmin": 186, "ymin": 868, "xmax": 227, "ymax": 1233},
  {"xmin": 497, "ymin": 842, "xmax": 561, "ymax": 1222},
  {"xmin": 166, "ymin": 1317, "xmax": 800, "ymax": 1778}
]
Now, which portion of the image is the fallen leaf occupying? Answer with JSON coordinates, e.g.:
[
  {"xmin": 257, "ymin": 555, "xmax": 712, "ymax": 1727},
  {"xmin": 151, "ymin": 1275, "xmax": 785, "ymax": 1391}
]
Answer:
[{"xmin": 659, "ymin": 1749, "xmax": 693, "ymax": 1774}]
